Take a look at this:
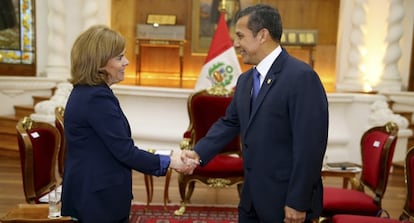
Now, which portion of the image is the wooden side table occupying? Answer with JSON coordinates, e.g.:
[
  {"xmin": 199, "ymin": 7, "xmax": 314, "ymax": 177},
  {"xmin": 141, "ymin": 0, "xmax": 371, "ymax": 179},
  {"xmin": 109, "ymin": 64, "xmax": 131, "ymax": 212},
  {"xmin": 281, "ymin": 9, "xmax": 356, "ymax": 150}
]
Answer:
[
  {"xmin": 0, "ymin": 204, "xmax": 74, "ymax": 222},
  {"xmin": 322, "ymin": 167, "xmax": 361, "ymax": 189},
  {"xmin": 135, "ymin": 38, "xmax": 186, "ymax": 87},
  {"xmin": 144, "ymin": 149, "xmax": 173, "ymax": 210}
]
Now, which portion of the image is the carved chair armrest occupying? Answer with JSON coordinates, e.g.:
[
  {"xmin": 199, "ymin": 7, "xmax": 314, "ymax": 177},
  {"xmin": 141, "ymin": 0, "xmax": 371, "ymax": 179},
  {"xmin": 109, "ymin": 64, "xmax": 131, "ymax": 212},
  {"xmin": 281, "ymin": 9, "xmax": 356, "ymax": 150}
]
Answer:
[
  {"xmin": 350, "ymin": 178, "xmax": 364, "ymax": 191},
  {"xmin": 180, "ymin": 138, "xmax": 192, "ymax": 150}
]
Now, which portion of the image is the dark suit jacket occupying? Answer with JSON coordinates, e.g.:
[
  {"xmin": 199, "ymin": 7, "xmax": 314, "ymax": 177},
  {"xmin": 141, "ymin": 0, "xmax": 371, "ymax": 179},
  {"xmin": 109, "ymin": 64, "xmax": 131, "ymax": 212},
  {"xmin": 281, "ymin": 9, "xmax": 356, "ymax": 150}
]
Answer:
[
  {"xmin": 194, "ymin": 48, "xmax": 329, "ymax": 222},
  {"xmin": 61, "ymin": 84, "xmax": 169, "ymax": 223}
]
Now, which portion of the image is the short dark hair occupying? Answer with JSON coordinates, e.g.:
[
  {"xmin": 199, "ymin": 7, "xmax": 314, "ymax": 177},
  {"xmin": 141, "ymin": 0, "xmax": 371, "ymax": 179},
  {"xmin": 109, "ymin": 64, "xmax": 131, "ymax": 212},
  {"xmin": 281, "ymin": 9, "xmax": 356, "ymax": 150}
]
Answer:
[{"xmin": 235, "ymin": 4, "xmax": 283, "ymax": 42}]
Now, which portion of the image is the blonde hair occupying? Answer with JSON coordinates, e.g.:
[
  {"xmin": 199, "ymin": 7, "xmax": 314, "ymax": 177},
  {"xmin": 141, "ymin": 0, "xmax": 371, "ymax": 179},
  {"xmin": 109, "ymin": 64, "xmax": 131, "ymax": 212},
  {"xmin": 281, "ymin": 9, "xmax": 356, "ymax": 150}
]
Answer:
[{"xmin": 69, "ymin": 25, "xmax": 126, "ymax": 85}]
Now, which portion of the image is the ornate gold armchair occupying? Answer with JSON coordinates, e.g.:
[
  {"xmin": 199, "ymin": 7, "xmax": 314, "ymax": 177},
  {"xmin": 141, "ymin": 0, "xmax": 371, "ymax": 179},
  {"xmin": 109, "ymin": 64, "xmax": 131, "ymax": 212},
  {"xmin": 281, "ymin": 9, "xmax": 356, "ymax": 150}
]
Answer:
[{"xmin": 174, "ymin": 86, "xmax": 243, "ymax": 215}]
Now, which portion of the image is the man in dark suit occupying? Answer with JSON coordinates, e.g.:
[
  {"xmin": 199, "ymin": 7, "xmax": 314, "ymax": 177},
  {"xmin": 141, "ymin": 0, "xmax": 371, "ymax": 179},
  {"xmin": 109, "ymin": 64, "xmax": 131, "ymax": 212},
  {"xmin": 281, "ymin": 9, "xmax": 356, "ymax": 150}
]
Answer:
[{"xmin": 182, "ymin": 4, "xmax": 328, "ymax": 223}]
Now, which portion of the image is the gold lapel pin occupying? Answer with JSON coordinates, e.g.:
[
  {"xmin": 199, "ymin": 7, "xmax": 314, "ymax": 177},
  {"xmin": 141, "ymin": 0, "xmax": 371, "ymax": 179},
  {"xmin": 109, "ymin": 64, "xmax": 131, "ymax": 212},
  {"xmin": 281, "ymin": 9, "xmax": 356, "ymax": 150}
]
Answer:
[{"xmin": 267, "ymin": 79, "xmax": 272, "ymax": 84}]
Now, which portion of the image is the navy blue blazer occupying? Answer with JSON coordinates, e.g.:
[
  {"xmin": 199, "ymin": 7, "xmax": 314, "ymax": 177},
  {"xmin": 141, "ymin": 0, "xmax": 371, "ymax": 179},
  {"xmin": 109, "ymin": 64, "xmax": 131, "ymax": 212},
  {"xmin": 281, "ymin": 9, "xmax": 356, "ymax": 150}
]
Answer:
[
  {"xmin": 194, "ymin": 48, "xmax": 329, "ymax": 221},
  {"xmin": 61, "ymin": 85, "xmax": 169, "ymax": 222}
]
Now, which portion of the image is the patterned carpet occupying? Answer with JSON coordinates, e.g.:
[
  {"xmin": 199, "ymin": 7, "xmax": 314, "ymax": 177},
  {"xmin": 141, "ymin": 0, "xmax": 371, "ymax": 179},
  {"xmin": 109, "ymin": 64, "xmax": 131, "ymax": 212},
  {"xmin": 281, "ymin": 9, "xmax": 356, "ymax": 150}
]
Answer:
[{"xmin": 129, "ymin": 204, "xmax": 238, "ymax": 223}]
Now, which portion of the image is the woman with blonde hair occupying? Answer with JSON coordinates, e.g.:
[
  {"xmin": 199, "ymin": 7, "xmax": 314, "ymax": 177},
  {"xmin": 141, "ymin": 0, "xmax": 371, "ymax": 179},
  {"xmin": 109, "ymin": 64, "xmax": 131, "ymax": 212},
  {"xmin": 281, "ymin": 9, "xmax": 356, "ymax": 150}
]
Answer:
[{"xmin": 61, "ymin": 25, "xmax": 194, "ymax": 223}]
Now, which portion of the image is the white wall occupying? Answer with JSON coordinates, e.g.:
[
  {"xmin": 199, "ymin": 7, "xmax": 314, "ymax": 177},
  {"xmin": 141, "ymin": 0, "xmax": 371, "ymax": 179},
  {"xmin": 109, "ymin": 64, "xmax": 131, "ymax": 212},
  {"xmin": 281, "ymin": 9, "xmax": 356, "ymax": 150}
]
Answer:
[{"xmin": 35, "ymin": 0, "xmax": 110, "ymax": 77}]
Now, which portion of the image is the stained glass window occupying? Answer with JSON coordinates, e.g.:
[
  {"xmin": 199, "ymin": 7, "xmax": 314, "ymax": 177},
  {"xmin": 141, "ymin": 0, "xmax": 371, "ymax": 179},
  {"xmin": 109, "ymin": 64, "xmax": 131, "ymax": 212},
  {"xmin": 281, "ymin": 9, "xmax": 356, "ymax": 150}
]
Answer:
[{"xmin": 0, "ymin": 0, "xmax": 35, "ymax": 64}]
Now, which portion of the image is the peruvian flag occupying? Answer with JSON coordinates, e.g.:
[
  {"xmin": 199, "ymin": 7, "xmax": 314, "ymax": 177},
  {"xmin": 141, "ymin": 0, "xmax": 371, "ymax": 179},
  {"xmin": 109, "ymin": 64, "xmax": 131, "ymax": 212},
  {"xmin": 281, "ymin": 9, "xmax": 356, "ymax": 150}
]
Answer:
[{"xmin": 194, "ymin": 12, "xmax": 242, "ymax": 91}]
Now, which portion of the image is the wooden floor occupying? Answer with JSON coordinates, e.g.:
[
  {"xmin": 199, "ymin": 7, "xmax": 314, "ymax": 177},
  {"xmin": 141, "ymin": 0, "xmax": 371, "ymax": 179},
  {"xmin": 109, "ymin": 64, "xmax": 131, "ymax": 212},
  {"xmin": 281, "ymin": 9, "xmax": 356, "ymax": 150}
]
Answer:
[{"xmin": 0, "ymin": 155, "xmax": 407, "ymax": 220}]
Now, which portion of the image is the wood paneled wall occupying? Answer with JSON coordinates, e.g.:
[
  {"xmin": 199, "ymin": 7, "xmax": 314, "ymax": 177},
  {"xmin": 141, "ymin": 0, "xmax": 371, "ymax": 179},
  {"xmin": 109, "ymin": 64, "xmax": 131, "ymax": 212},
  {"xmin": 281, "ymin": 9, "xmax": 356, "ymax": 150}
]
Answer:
[
  {"xmin": 0, "ymin": 63, "xmax": 36, "ymax": 76},
  {"xmin": 111, "ymin": 0, "xmax": 339, "ymax": 92}
]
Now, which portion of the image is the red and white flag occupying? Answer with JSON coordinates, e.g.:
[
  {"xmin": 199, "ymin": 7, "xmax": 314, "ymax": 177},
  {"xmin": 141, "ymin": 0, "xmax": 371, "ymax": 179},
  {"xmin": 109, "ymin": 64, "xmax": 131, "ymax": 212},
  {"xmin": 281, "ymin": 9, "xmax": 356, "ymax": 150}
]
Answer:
[{"xmin": 194, "ymin": 12, "xmax": 242, "ymax": 91}]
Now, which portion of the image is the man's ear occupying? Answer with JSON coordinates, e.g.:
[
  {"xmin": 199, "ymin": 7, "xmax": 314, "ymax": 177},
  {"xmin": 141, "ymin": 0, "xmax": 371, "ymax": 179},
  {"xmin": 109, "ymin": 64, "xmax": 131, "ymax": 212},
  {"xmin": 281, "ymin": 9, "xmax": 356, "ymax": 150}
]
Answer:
[{"xmin": 259, "ymin": 28, "xmax": 270, "ymax": 43}]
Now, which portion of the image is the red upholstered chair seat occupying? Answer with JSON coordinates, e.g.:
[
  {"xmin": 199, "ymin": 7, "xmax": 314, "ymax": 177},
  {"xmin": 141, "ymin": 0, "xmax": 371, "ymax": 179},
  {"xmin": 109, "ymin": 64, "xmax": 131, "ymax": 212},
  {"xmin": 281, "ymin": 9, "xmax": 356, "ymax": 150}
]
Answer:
[
  {"xmin": 332, "ymin": 214, "xmax": 402, "ymax": 223},
  {"xmin": 193, "ymin": 154, "xmax": 243, "ymax": 177},
  {"xmin": 323, "ymin": 187, "xmax": 380, "ymax": 216}
]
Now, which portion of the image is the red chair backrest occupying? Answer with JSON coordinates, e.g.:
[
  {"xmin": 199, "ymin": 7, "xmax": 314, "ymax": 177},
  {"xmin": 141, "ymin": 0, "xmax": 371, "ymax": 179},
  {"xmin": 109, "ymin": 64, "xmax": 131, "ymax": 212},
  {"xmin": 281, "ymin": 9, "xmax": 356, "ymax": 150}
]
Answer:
[
  {"xmin": 360, "ymin": 122, "xmax": 398, "ymax": 199},
  {"xmin": 16, "ymin": 116, "xmax": 61, "ymax": 203},
  {"xmin": 186, "ymin": 89, "xmax": 241, "ymax": 155}
]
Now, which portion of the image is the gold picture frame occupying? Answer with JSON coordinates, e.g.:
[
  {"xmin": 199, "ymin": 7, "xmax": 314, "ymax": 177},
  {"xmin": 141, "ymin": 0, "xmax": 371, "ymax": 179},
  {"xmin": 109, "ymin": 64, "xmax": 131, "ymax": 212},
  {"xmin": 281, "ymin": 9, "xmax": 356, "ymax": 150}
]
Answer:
[
  {"xmin": 192, "ymin": 0, "xmax": 260, "ymax": 54},
  {"xmin": 146, "ymin": 14, "xmax": 177, "ymax": 25}
]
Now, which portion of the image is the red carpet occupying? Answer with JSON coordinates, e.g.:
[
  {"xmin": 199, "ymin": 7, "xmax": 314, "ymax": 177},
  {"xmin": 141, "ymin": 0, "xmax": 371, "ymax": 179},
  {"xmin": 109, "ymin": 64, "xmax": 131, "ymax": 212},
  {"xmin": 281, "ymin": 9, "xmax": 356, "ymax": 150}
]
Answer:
[{"xmin": 129, "ymin": 204, "xmax": 238, "ymax": 223}]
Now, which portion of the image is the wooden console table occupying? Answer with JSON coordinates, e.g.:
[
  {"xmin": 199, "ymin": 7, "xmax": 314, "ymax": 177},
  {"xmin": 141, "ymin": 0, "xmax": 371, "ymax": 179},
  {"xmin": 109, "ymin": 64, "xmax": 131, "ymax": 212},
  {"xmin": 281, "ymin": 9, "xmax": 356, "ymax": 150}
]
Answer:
[{"xmin": 135, "ymin": 38, "xmax": 186, "ymax": 87}]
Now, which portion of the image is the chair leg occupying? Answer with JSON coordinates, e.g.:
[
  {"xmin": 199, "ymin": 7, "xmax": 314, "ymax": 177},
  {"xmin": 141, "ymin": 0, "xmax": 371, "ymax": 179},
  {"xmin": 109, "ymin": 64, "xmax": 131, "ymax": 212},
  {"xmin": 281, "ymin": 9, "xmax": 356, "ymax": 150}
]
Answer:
[
  {"xmin": 175, "ymin": 180, "xmax": 197, "ymax": 216},
  {"xmin": 144, "ymin": 174, "xmax": 153, "ymax": 209},
  {"xmin": 185, "ymin": 181, "xmax": 195, "ymax": 201},
  {"xmin": 177, "ymin": 174, "xmax": 186, "ymax": 202},
  {"xmin": 174, "ymin": 200, "xmax": 187, "ymax": 216},
  {"xmin": 237, "ymin": 183, "xmax": 243, "ymax": 197},
  {"xmin": 163, "ymin": 168, "xmax": 172, "ymax": 210},
  {"xmin": 399, "ymin": 212, "xmax": 409, "ymax": 221},
  {"xmin": 175, "ymin": 175, "xmax": 189, "ymax": 216}
]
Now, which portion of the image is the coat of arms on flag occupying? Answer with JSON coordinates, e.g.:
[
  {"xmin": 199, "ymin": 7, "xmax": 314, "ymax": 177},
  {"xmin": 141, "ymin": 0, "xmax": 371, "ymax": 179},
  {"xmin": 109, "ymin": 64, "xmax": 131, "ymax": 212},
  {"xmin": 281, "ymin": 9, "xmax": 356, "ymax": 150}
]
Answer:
[{"xmin": 194, "ymin": 11, "xmax": 242, "ymax": 94}]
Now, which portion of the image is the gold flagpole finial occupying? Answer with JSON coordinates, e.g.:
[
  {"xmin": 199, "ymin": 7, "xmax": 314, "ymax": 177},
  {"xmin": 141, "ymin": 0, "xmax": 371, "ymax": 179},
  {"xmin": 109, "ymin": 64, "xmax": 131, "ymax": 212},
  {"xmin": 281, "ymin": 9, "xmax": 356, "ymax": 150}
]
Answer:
[{"xmin": 220, "ymin": 0, "xmax": 227, "ymax": 12}]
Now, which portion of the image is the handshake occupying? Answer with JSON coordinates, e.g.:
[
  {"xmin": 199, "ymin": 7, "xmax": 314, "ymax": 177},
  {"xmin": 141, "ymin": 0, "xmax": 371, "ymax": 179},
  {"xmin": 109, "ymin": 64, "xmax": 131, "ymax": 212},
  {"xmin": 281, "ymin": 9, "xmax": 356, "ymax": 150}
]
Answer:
[{"xmin": 169, "ymin": 150, "xmax": 200, "ymax": 175}]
